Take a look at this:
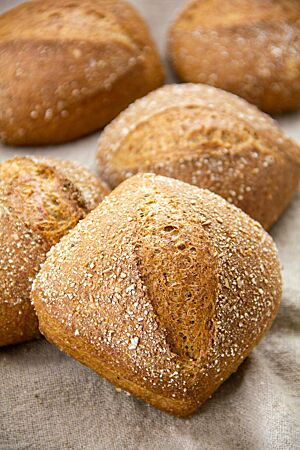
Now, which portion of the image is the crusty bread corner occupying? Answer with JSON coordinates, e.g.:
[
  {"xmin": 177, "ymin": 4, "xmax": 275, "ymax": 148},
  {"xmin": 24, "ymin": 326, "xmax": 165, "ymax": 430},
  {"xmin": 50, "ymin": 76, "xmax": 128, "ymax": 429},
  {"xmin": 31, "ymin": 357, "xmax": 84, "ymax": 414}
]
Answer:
[
  {"xmin": 97, "ymin": 83, "xmax": 300, "ymax": 230},
  {"xmin": 168, "ymin": 0, "xmax": 300, "ymax": 114},
  {"xmin": 0, "ymin": 156, "xmax": 109, "ymax": 346},
  {"xmin": 0, "ymin": 0, "xmax": 164, "ymax": 146},
  {"xmin": 32, "ymin": 173, "xmax": 282, "ymax": 416}
]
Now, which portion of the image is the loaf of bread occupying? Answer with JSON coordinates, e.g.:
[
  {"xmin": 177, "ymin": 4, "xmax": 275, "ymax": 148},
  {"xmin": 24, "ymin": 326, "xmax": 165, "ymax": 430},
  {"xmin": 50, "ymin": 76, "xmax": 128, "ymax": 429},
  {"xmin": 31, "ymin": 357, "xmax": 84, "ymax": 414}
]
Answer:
[
  {"xmin": 168, "ymin": 0, "xmax": 300, "ymax": 113},
  {"xmin": 97, "ymin": 84, "xmax": 300, "ymax": 229},
  {"xmin": 32, "ymin": 173, "xmax": 282, "ymax": 416},
  {"xmin": 0, "ymin": 156, "xmax": 109, "ymax": 347},
  {"xmin": 0, "ymin": 0, "xmax": 164, "ymax": 146}
]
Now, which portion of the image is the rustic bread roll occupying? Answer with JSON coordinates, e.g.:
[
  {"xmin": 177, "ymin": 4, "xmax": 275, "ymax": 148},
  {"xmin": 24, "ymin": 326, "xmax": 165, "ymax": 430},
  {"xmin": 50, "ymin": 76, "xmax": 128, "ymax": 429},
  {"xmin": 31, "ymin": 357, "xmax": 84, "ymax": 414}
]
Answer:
[
  {"xmin": 0, "ymin": 0, "xmax": 164, "ymax": 146},
  {"xmin": 0, "ymin": 156, "xmax": 109, "ymax": 347},
  {"xmin": 168, "ymin": 0, "xmax": 300, "ymax": 113},
  {"xmin": 32, "ymin": 173, "xmax": 282, "ymax": 417},
  {"xmin": 97, "ymin": 84, "xmax": 300, "ymax": 230}
]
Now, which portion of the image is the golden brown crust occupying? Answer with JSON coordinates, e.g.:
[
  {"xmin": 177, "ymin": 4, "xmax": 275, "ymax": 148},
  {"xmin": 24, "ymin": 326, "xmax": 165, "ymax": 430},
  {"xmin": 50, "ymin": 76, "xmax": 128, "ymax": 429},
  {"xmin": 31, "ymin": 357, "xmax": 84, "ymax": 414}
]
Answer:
[
  {"xmin": 0, "ymin": 156, "xmax": 108, "ymax": 347},
  {"xmin": 168, "ymin": 0, "xmax": 300, "ymax": 113},
  {"xmin": 0, "ymin": 0, "xmax": 164, "ymax": 146},
  {"xmin": 32, "ymin": 174, "xmax": 282, "ymax": 416},
  {"xmin": 37, "ymin": 158, "xmax": 110, "ymax": 211},
  {"xmin": 97, "ymin": 84, "xmax": 300, "ymax": 229},
  {"xmin": 0, "ymin": 204, "xmax": 47, "ymax": 346}
]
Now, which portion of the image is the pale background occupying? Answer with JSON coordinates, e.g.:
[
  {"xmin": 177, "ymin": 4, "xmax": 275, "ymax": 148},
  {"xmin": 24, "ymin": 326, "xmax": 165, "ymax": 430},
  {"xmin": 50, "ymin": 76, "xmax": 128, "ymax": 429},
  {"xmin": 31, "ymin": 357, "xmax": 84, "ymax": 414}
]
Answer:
[{"xmin": 0, "ymin": 1, "xmax": 299, "ymax": 449}]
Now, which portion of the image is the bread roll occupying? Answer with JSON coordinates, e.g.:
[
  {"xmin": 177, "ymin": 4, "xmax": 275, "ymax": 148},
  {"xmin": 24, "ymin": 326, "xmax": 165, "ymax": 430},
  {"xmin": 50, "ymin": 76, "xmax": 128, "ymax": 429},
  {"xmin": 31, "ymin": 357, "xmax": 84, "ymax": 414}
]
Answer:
[
  {"xmin": 168, "ymin": 0, "xmax": 300, "ymax": 113},
  {"xmin": 32, "ymin": 173, "xmax": 282, "ymax": 416},
  {"xmin": 97, "ymin": 84, "xmax": 300, "ymax": 230},
  {"xmin": 0, "ymin": 156, "xmax": 109, "ymax": 347},
  {"xmin": 0, "ymin": 0, "xmax": 164, "ymax": 146}
]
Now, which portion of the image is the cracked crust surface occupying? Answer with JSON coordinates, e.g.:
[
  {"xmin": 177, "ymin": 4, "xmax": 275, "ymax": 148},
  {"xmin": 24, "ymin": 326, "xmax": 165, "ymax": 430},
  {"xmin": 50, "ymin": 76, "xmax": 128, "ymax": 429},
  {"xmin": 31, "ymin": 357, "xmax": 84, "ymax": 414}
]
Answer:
[
  {"xmin": 168, "ymin": 0, "xmax": 300, "ymax": 113},
  {"xmin": 0, "ymin": 156, "xmax": 108, "ymax": 346},
  {"xmin": 97, "ymin": 84, "xmax": 300, "ymax": 229},
  {"xmin": 32, "ymin": 174, "xmax": 282, "ymax": 416},
  {"xmin": 0, "ymin": 0, "xmax": 164, "ymax": 145}
]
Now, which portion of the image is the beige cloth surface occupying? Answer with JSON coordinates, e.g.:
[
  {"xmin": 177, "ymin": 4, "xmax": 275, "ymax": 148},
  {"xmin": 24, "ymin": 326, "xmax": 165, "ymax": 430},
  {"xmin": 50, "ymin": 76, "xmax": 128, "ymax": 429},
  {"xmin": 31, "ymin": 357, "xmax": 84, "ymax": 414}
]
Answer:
[{"xmin": 0, "ymin": 1, "xmax": 299, "ymax": 449}]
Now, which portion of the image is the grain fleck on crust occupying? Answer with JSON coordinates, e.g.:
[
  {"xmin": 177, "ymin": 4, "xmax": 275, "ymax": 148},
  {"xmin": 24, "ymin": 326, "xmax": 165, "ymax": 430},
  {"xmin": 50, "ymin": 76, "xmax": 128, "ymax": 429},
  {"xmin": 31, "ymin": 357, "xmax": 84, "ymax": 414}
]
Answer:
[
  {"xmin": 168, "ymin": 0, "xmax": 300, "ymax": 113},
  {"xmin": 32, "ymin": 174, "xmax": 282, "ymax": 416},
  {"xmin": 0, "ymin": 0, "xmax": 164, "ymax": 145},
  {"xmin": 97, "ymin": 83, "xmax": 300, "ymax": 229},
  {"xmin": 0, "ymin": 156, "xmax": 108, "ymax": 346}
]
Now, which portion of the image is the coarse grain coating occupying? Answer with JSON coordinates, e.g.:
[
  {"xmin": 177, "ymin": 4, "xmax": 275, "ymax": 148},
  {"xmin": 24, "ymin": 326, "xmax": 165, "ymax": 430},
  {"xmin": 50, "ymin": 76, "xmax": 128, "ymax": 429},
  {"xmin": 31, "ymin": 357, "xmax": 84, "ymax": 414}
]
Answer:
[
  {"xmin": 0, "ymin": 0, "xmax": 164, "ymax": 146},
  {"xmin": 32, "ymin": 173, "xmax": 282, "ymax": 416},
  {"xmin": 0, "ymin": 156, "xmax": 109, "ymax": 347},
  {"xmin": 168, "ymin": 0, "xmax": 300, "ymax": 114},
  {"xmin": 97, "ymin": 84, "xmax": 300, "ymax": 230}
]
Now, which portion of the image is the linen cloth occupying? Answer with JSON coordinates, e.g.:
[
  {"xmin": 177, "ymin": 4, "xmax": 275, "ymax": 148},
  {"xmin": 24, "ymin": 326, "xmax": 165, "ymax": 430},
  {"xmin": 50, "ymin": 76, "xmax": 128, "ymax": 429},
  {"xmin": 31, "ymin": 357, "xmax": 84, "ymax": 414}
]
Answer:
[{"xmin": 0, "ymin": 1, "xmax": 299, "ymax": 449}]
